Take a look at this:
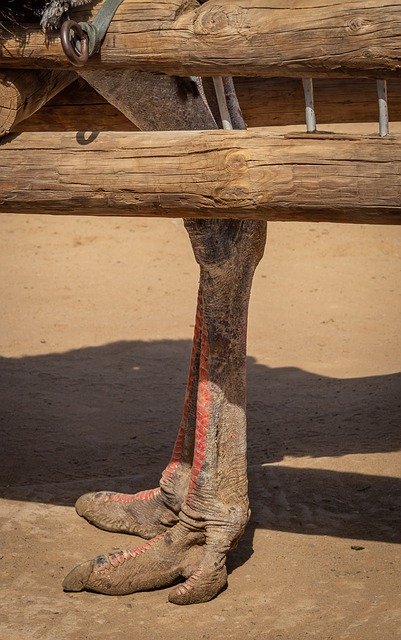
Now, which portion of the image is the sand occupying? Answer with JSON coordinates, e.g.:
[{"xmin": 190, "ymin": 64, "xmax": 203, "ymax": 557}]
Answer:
[{"xmin": 0, "ymin": 214, "xmax": 400, "ymax": 639}]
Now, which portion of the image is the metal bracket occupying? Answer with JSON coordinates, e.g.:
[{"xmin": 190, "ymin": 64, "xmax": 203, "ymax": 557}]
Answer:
[{"xmin": 60, "ymin": 0, "xmax": 125, "ymax": 67}]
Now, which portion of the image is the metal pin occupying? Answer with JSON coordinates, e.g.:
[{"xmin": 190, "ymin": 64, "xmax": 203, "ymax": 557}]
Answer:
[
  {"xmin": 302, "ymin": 78, "xmax": 317, "ymax": 133},
  {"xmin": 377, "ymin": 80, "xmax": 389, "ymax": 137},
  {"xmin": 213, "ymin": 77, "xmax": 233, "ymax": 130}
]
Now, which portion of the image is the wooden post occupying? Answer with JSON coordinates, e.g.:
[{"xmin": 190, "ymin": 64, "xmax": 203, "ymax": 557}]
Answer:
[
  {"xmin": 80, "ymin": 70, "xmax": 216, "ymax": 131},
  {"xmin": 0, "ymin": 70, "xmax": 76, "ymax": 136},
  {"xmin": 0, "ymin": 0, "xmax": 400, "ymax": 77},
  {"xmin": 1, "ymin": 129, "xmax": 400, "ymax": 224}
]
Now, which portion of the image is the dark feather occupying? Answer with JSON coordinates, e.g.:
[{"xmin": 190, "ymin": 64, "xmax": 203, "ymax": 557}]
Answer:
[{"xmin": 0, "ymin": 0, "xmax": 93, "ymax": 30}]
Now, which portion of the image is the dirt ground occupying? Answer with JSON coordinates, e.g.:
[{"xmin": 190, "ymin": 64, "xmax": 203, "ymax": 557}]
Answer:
[{"xmin": 0, "ymin": 215, "xmax": 400, "ymax": 640}]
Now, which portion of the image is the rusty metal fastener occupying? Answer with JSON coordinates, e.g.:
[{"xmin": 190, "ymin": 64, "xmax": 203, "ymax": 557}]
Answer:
[
  {"xmin": 60, "ymin": 20, "xmax": 89, "ymax": 67},
  {"xmin": 59, "ymin": 0, "xmax": 124, "ymax": 66}
]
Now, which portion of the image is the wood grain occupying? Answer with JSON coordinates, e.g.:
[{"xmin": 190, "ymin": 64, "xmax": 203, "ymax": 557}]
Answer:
[
  {"xmin": 12, "ymin": 78, "xmax": 137, "ymax": 132},
  {"xmin": 14, "ymin": 77, "xmax": 401, "ymax": 132},
  {"xmin": 0, "ymin": 70, "xmax": 75, "ymax": 136},
  {"xmin": 1, "ymin": 128, "xmax": 400, "ymax": 224},
  {"xmin": 0, "ymin": 0, "xmax": 400, "ymax": 76}
]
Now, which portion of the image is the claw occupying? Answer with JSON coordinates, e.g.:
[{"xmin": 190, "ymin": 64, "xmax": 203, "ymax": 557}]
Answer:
[
  {"xmin": 62, "ymin": 559, "xmax": 95, "ymax": 592},
  {"xmin": 75, "ymin": 492, "xmax": 105, "ymax": 516}
]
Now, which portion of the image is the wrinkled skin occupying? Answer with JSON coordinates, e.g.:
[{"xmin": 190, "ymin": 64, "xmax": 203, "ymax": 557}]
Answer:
[
  {"xmin": 63, "ymin": 85, "xmax": 267, "ymax": 600},
  {"xmin": 64, "ymin": 218, "xmax": 266, "ymax": 603},
  {"xmin": 4, "ymin": 0, "xmax": 268, "ymax": 605}
]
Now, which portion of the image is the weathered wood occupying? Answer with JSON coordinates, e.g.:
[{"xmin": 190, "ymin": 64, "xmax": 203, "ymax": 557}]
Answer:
[
  {"xmin": 15, "ymin": 77, "xmax": 401, "ymax": 132},
  {"xmin": 1, "ymin": 129, "xmax": 400, "ymax": 224},
  {"xmin": 1, "ymin": 0, "xmax": 400, "ymax": 77},
  {"xmin": 1, "ymin": 69, "xmax": 217, "ymax": 136},
  {"xmin": 80, "ymin": 71, "xmax": 216, "ymax": 130},
  {"xmin": 12, "ymin": 77, "xmax": 138, "ymax": 132},
  {"xmin": 0, "ymin": 70, "xmax": 75, "ymax": 136},
  {"xmin": 234, "ymin": 78, "xmax": 401, "ymax": 128}
]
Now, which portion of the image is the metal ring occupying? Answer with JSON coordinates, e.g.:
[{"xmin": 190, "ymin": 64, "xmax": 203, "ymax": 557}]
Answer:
[{"xmin": 60, "ymin": 20, "xmax": 90, "ymax": 67}]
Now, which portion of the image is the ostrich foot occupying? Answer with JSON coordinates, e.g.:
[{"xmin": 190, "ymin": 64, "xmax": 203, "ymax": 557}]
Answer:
[
  {"xmin": 62, "ymin": 523, "xmax": 228, "ymax": 604},
  {"xmin": 75, "ymin": 487, "xmax": 179, "ymax": 539}
]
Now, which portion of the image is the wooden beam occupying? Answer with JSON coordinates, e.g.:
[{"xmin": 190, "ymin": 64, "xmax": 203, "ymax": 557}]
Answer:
[
  {"xmin": 13, "ymin": 78, "xmax": 138, "ymax": 132},
  {"xmin": 0, "ymin": 70, "xmax": 75, "ymax": 136},
  {"xmin": 80, "ymin": 70, "xmax": 216, "ymax": 131},
  {"xmin": 15, "ymin": 77, "xmax": 401, "ymax": 133},
  {"xmin": 1, "ymin": 0, "xmax": 400, "ymax": 76},
  {"xmin": 1, "ymin": 129, "xmax": 400, "ymax": 224},
  {"xmin": 235, "ymin": 78, "xmax": 401, "ymax": 128}
]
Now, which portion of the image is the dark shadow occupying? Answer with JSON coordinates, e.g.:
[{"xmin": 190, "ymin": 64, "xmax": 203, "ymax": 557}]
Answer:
[
  {"xmin": 0, "ymin": 132, "xmax": 19, "ymax": 146},
  {"xmin": 76, "ymin": 130, "xmax": 99, "ymax": 145},
  {"xmin": 0, "ymin": 340, "xmax": 400, "ymax": 546},
  {"xmin": 227, "ymin": 463, "xmax": 401, "ymax": 572}
]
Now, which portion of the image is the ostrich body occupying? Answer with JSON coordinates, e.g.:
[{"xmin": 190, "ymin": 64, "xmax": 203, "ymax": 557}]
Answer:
[
  {"xmin": 4, "ymin": 1, "xmax": 267, "ymax": 604},
  {"xmin": 0, "ymin": 0, "xmax": 92, "ymax": 30}
]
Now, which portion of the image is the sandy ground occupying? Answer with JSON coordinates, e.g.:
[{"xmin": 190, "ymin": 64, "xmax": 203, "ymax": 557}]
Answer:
[{"xmin": 0, "ymin": 215, "xmax": 400, "ymax": 640}]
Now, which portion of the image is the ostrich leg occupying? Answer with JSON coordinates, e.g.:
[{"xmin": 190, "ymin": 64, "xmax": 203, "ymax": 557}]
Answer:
[
  {"xmin": 63, "ymin": 219, "xmax": 267, "ymax": 603},
  {"xmin": 73, "ymin": 73, "xmax": 218, "ymax": 539},
  {"xmin": 74, "ymin": 293, "xmax": 203, "ymax": 538}
]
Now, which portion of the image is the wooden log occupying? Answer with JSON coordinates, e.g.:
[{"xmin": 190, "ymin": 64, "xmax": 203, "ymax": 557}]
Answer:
[
  {"xmin": 80, "ymin": 70, "xmax": 217, "ymax": 130},
  {"xmin": 0, "ymin": 70, "xmax": 75, "ymax": 136},
  {"xmin": 14, "ymin": 78, "xmax": 133, "ymax": 131},
  {"xmin": 12, "ymin": 78, "xmax": 138, "ymax": 132},
  {"xmin": 0, "ymin": 0, "xmax": 401, "ymax": 77},
  {"xmin": 15, "ymin": 77, "xmax": 401, "ymax": 133},
  {"xmin": 1, "ymin": 129, "xmax": 400, "ymax": 224},
  {"xmin": 236, "ymin": 78, "xmax": 401, "ymax": 128}
]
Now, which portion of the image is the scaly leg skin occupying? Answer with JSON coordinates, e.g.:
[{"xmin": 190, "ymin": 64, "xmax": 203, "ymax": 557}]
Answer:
[
  {"xmin": 63, "ymin": 219, "xmax": 267, "ymax": 604},
  {"xmin": 72, "ymin": 69, "xmax": 218, "ymax": 541},
  {"xmin": 75, "ymin": 292, "xmax": 203, "ymax": 539},
  {"xmin": 72, "ymin": 75, "xmax": 244, "ymax": 541}
]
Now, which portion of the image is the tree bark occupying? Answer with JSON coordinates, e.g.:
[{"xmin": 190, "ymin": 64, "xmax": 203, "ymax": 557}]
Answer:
[
  {"xmin": 1, "ymin": 129, "xmax": 400, "ymax": 224},
  {"xmin": 1, "ymin": 0, "xmax": 400, "ymax": 77}
]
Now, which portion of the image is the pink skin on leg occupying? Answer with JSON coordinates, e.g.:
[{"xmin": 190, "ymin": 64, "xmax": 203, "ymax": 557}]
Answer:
[
  {"xmin": 74, "ymin": 293, "xmax": 204, "ymax": 537},
  {"xmin": 62, "ymin": 72, "xmax": 267, "ymax": 604},
  {"xmin": 63, "ymin": 220, "xmax": 267, "ymax": 604}
]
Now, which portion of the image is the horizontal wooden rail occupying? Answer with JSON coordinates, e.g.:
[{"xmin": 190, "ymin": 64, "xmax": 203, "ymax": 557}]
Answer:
[
  {"xmin": 12, "ymin": 77, "xmax": 138, "ymax": 132},
  {"xmin": 0, "ymin": 0, "xmax": 400, "ymax": 76},
  {"xmin": 1, "ymin": 129, "xmax": 400, "ymax": 224},
  {"xmin": 14, "ymin": 77, "xmax": 401, "ymax": 133}
]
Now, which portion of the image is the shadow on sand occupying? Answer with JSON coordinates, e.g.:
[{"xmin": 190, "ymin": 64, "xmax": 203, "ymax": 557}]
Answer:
[{"xmin": 1, "ymin": 339, "xmax": 400, "ymax": 553}]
